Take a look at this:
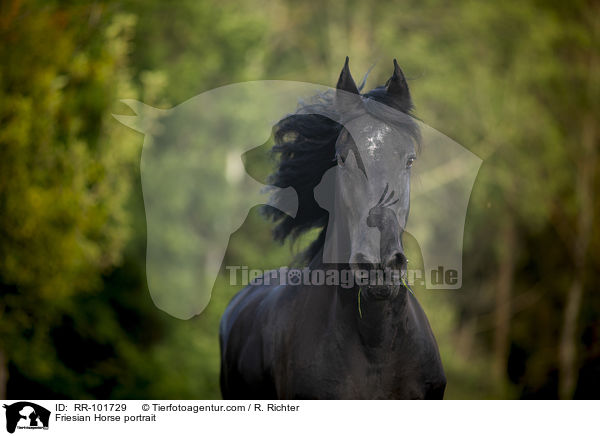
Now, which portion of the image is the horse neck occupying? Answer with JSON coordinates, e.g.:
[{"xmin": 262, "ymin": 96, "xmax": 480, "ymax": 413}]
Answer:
[
  {"xmin": 349, "ymin": 291, "xmax": 410, "ymax": 350},
  {"xmin": 307, "ymin": 253, "xmax": 411, "ymax": 350}
]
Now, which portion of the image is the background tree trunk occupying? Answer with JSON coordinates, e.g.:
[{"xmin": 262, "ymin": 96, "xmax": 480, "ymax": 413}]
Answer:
[
  {"xmin": 558, "ymin": 107, "xmax": 596, "ymax": 398},
  {"xmin": 493, "ymin": 219, "xmax": 516, "ymax": 384}
]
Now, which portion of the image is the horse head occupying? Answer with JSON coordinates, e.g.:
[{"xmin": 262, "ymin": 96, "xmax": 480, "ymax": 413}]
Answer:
[{"xmin": 330, "ymin": 58, "xmax": 418, "ymax": 299}]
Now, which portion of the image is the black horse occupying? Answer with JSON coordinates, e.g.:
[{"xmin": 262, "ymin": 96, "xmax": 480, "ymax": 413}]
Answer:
[{"xmin": 219, "ymin": 58, "xmax": 446, "ymax": 399}]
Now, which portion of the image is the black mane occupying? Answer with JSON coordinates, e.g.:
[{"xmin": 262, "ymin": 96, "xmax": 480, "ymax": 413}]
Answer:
[{"xmin": 262, "ymin": 83, "xmax": 420, "ymax": 264}]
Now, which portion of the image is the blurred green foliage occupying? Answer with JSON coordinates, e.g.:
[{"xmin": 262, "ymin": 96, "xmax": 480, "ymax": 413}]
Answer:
[{"xmin": 0, "ymin": 0, "xmax": 598, "ymax": 399}]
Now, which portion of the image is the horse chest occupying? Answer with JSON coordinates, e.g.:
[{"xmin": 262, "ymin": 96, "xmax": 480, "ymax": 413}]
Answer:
[{"xmin": 280, "ymin": 328, "xmax": 444, "ymax": 399}]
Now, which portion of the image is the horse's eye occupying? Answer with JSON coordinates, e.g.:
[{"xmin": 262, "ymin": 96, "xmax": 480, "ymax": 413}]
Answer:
[{"xmin": 406, "ymin": 157, "xmax": 415, "ymax": 169}]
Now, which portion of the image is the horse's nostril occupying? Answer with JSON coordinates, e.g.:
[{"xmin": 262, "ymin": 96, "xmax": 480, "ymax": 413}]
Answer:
[{"xmin": 385, "ymin": 252, "xmax": 407, "ymax": 271}]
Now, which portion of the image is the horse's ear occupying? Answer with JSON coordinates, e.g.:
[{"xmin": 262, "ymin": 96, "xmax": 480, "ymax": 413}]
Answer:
[
  {"xmin": 336, "ymin": 57, "xmax": 359, "ymax": 95},
  {"xmin": 385, "ymin": 59, "xmax": 410, "ymax": 100},
  {"xmin": 336, "ymin": 57, "xmax": 361, "ymax": 115}
]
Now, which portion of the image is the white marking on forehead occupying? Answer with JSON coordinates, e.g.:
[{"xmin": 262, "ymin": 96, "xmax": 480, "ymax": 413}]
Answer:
[{"xmin": 361, "ymin": 124, "xmax": 391, "ymax": 157}]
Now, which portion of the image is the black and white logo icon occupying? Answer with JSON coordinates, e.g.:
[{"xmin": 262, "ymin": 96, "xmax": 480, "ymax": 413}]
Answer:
[{"xmin": 3, "ymin": 402, "xmax": 50, "ymax": 434}]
